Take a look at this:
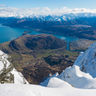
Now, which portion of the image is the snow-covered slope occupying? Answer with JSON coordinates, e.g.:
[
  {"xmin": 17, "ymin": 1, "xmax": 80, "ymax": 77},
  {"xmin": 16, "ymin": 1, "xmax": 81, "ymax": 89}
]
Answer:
[
  {"xmin": 58, "ymin": 65, "xmax": 96, "ymax": 89},
  {"xmin": 41, "ymin": 65, "xmax": 96, "ymax": 89},
  {"xmin": 47, "ymin": 77, "xmax": 71, "ymax": 88},
  {"xmin": 0, "ymin": 72, "xmax": 96, "ymax": 96},
  {"xmin": 0, "ymin": 83, "xmax": 96, "ymax": 96},
  {"xmin": 74, "ymin": 43, "xmax": 96, "ymax": 77},
  {"xmin": 40, "ymin": 73, "xmax": 59, "ymax": 86},
  {"xmin": 0, "ymin": 50, "xmax": 28, "ymax": 84},
  {"xmin": 11, "ymin": 68, "xmax": 29, "ymax": 84},
  {"xmin": 57, "ymin": 42, "xmax": 96, "ymax": 89},
  {"xmin": 0, "ymin": 50, "xmax": 10, "ymax": 71}
]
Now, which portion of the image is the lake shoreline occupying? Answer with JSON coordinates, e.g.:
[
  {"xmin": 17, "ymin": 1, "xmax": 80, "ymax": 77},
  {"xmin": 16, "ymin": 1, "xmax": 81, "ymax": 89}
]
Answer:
[{"xmin": 0, "ymin": 24, "xmax": 78, "ymax": 50}]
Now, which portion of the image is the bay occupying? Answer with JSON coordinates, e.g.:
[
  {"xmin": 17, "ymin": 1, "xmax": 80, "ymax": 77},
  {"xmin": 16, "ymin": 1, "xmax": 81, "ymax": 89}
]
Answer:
[{"xmin": 0, "ymin": 24, "xmax": 78, "ymax": 50}]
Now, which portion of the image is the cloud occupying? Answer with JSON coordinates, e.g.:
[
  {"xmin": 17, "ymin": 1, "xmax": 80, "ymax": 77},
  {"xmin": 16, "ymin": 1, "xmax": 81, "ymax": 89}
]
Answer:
[
  {"xmin": 0, "ymin": 4, "xmax": 7, "ymax": 7},
  {"xmin": 0, "ymin": 6, "xmax": 96, "ymax": 17}
]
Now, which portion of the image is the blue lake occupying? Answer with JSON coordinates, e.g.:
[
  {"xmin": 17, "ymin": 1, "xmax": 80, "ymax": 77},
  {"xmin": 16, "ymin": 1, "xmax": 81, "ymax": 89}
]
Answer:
[
  {"xmin": 0, "ymin": 24, "xmax": 41, "ymax": 43},
  {"xmin": 0, "ymin": 24, "xmax": 78, "ymax": 50}
]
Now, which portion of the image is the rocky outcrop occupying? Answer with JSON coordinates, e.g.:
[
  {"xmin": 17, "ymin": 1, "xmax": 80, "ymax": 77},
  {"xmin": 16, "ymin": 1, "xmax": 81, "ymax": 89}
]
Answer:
[
  {"xmin": 70, "ymin": 39, "xmax": 95, "ymax": 51},
  {"xmin": 0, "ymin": 50, "xmax": 28, "ymax": 84}
]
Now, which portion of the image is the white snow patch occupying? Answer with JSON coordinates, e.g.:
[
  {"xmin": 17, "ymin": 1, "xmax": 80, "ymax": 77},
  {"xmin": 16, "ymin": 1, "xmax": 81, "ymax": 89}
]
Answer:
[
  {"xmin": 58, "ymin": 65, "xmax": 96, "ymax": 89},
  {"xmin": 0, "ymin": 84, "xmax": 96, "ymax": 96},
  {"xmin": 0, "ymin": 61, "xmax": 4, "ymax": 71},
  {"xmin": 40, "ymin": 72, "xmax": 59, "ymax": 86},
  {"xmin": 0, "ymin": 50, "xmax": 10, "ymax": 72},
  {"xmin": 11, "ymin": 68, "xmax": 29, "ymax": 84},
  {"xmin": 47, "ymin": 77, "xmax": 71, "ymax": 88}
]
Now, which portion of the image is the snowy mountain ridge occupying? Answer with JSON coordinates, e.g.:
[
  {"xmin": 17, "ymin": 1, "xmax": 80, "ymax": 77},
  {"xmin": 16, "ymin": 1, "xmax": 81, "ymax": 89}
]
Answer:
[
  {"xmin": 58, "ymin": 65, "xmax": 96, "ymax": 89},
  {"xmin": 1, "ymin": 7, "xmax": 96, "ymax": 21},
  {"xmin": 74, "ymin": 43, "xmax": 96, "ymax": 77},
  {"xmin": 0, "ymin": 50, "xmax": 28, "ymax": 84},
  {"xmin": 41, "ymin": 65, "xmax": 96, "ymax": 89}
]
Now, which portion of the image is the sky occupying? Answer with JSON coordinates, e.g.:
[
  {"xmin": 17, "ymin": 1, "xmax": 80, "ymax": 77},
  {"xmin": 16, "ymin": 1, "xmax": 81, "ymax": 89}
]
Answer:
[{"xmin": 0, "ymin": 0, "xmax": 96, "ymax": 9}]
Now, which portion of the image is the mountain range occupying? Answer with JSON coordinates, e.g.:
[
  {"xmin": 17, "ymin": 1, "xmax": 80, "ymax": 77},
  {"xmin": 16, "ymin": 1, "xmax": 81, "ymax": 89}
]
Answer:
[{"xmin": 1, "ymin": 12, "xmax": 96, "ymax": 40}]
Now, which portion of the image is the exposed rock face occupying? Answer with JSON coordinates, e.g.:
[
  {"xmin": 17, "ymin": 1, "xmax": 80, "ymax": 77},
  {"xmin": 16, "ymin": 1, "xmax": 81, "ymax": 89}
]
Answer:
[
  {"xmin": 22, "ymin": 55, "xmax": 74, "ymax": 84},
  {"xmin": 44, "ymin": 55, "xmax": 73, "ymax": 68},
  {"xmin": 0, "ymin": 50, "xmax": 28, "ymax": 84},
  {"xmin": 22, "ymin": 59, "xmax": 57, "ymax": 84},
  {"xmin": 70, "ymin": 39, "xmax": 95, "ymax": 51}
]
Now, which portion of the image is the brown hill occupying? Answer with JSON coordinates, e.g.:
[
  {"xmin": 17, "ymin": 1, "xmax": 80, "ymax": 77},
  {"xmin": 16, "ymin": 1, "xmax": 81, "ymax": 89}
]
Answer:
[{"xmin": 0, "ymin": 34, "xmax": 66, "ymax": 54}]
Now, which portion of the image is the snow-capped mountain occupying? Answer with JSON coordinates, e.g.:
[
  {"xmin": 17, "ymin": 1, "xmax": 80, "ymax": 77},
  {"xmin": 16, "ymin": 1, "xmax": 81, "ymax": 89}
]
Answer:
[
  {"xmin": 74, "ymin": 43, "xmax": 96, "ymax": 77},
  {"xmin": 1, "ymin": 7, "xmax": 96, "ymax": 22},
  {"xmin": 0, "ymin": 50, "xmax": 28, "ymax": 84}
]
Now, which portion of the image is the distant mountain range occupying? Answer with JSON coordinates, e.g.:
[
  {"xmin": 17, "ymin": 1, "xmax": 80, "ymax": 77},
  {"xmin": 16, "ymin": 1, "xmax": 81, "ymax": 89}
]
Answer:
[
  {"xmin": 1, "ymin": 7, "xmax": 96, "ymax": 27},
  {"xmin": 1, "ymin": 7, "xmax": 96, "ymax": 18},
  {"xmin": 1, "ymin": 7, "xmax": 96, "ymax": 40},
  {"xmin": 1, "ymin": 15, "xmax": 96, "ymax": 40},
  {"xmin": 1, "ymin": 13, "xmax": 96, "ymax": 22}
]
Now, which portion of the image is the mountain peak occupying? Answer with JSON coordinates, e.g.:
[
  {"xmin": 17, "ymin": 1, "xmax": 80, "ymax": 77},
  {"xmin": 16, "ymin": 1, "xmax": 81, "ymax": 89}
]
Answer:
[{"xmin": 74, "ymin": 42, "xmax": 96, "ymax": 77}]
